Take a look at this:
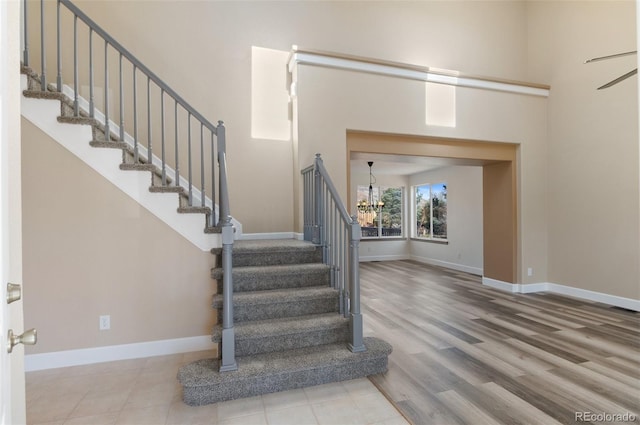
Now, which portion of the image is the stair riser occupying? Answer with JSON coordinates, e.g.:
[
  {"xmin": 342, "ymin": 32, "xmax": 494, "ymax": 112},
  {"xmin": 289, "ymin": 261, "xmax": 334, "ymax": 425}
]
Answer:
[
  {"xmin": 215, "ymin": 270, "xmax": 329, "ymax": 293},
  {"xmin": 182, "ymin": 356, "xmax": 389, "ymax": 406},
  {"xmin": 215, "ymin": 326, "xmax": 350, "ymax": 357},
  {"xmin": 216, "ymin": 297, "xmax": 339, "ymax": 322},
  {"xmin": 217, "ymin": 249, "xmax": 322, "ymax": 267}
]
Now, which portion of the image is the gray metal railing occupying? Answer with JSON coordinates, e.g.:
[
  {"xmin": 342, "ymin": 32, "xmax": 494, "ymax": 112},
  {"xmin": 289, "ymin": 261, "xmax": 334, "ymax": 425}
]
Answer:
[
  {"xmin": 302, "ymin": 154, "xmax": 365, "ymax": 353},
  {"xmin": 22, "ymin": 0, "xmax": 226, "ymax": 226},
  {"xmin": 22, "ymin": 0, "xmax": 237, "ymax": 371}
]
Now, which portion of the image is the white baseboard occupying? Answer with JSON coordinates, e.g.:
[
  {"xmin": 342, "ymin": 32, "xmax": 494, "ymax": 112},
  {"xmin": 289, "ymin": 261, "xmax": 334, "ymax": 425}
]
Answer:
[
  {"xmin": 25, "ymin": 335, "xmax": 216, "ymax": 372},
  {"xmin": 482, "ymin": 277, "xmax": 640, "ymax": 312},
  {"xmin": 412, "ymin": 255, "xmax": 483, "ymax": 276}
]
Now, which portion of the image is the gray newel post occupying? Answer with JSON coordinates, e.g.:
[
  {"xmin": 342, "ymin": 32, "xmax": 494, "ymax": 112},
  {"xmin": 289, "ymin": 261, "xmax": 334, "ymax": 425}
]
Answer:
[
  {"xmin": 219, "ymin": 215, "xmax": 237, "ymax": 372},
  {"xmin": 348, "ymin": 214, "xmax": 366, "ymax": 352},
  {"xmin": 312, "ymin": 154, "xmax": 323, "ymax": 245}
]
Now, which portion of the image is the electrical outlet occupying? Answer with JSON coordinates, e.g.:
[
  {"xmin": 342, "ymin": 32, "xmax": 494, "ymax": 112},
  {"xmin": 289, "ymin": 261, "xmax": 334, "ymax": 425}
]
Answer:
[
  {"xmin": 527, "ymin": 267, "xmax": 533, "ymax": 277},
  {"xmin": 99, "ymin": 315, "xmax": 110, "ymax": 330}
]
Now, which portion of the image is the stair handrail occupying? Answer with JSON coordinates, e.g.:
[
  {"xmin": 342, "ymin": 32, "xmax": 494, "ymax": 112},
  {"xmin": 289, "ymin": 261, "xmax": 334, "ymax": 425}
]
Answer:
[
  {"xmin": 301, "ymin": 154, "xmax": 365, "ymax": 353},
  {"xmin": 22, "ymin": 0, "xmax": 229, "ymax": 226}
]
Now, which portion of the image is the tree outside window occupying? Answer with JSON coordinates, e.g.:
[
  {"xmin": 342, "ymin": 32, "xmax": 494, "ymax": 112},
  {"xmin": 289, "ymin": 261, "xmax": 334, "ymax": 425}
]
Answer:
[
  {"xmin": 415, "ymin": 183, "xmax": 447, "ymax": 239},
  {"xmin": 357, "ymin": 186, "xmax": 403, "ymax": 238}
]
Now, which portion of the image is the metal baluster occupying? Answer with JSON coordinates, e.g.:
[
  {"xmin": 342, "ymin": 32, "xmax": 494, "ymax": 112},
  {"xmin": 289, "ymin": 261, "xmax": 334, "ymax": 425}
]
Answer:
[
  {"xmin": 209, "ymin": 129, "xmax": 216, "ymax": 227},
  {"xmin": 56, "ymin": 0, "xmax": 61, "ymax": 91},
  {"xmin": 72, "ymin": 15, "xmax": 78, "ymax": 115},
  {"xmin": 118, "ymin": 53, "xmax": 124, "ymax": 141},
  {"xmin": 187, "ymin": 113, "xmax": 192, "ymax": 205},
  {"xmin": 104, "ymin": 41, "xmax": 110, "ymax": 141},
  {"xmin": 313, "ymin": 155, "xmax": 322, "ymax": 245},
  {"xmin": 89, "ymin": 28, "xmax": 94, "ymax": 117},
  {"xmin": 200, "ymin": 124, "xmax": 205, "ymax": 207},
  {"xmin": 174, "ymin": 101, "xmax": 180, "ymax": 188},
  {"xmin": 23, "ymin": 0, "xmax": 29, "ymax": 66},
  {"xmin": 133, "ymin": 66, "xmax": 138, "ymax": 162},
  {"xmin": 161, "ymin": 89, "xmax": 166, "ymax": 185},
  {"xmin": 147, "ymin": 76, "xmax": 152, "ymax": 163},
  {"xmin": 40, "ymin": 0, "xmax": 46, "ymax": 90}
]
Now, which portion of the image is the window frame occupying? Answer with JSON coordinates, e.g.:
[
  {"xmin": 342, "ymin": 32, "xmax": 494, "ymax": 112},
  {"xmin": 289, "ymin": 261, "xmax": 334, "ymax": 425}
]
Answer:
[{"xmin": 412, "ymin": 182, "xmax": 448, "ymax": 242}]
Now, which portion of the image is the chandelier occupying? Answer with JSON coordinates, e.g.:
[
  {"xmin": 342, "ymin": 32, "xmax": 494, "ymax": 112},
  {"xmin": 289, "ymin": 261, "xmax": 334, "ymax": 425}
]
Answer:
[{"xmin": 357, "ymin": 161, "xmax": 384, "ymax": 227}]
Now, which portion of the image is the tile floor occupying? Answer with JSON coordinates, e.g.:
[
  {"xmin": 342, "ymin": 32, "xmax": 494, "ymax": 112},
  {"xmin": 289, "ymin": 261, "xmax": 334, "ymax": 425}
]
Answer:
[{"xmin": 26, "ymin": 350, "xmax": 409, "ymax": 425}]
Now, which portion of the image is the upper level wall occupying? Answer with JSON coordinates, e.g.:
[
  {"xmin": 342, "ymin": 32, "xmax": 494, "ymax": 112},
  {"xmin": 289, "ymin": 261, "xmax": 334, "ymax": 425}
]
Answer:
[{"xmin": 47, "ymin": 0, "xmax": 532, "ymax": 233}]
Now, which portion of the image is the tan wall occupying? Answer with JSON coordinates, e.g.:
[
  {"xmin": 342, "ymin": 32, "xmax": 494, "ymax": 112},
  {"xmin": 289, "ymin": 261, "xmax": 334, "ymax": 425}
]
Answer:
[
  {"xmin": 527, "ymin": 1, "xmax": 639, "ymax": 299},
  {"xmin": 25, "ymin": 0, "xmax": 532, "ymax": 234},
  {"xmin": 21, "ymin": 118, "xmax": 216, "ymax": 354},
  {"xmin": 297, "ymin": 74, "xmax": 548, "ymax": 285}
]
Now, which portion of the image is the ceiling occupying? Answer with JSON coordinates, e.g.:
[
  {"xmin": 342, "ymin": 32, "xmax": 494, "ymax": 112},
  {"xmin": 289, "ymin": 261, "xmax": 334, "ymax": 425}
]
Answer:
[{"xmin": 350, "ymin": 152, "xmax": 489, "ymax": 176}]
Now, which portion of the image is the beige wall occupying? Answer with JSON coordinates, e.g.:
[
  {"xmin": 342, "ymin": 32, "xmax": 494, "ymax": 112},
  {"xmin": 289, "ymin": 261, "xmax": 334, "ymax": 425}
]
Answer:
[
  {"xmin": 297, "ymin": 66, "xmax": 548, "ymax": 284},
  {"xmin": 21, "ymin": 119, "xmax": 216, "ymax": 354},
  {"xmin": 20, "ymin": 0, "xmax": 639, "ymax": 356},
  {"xmin": 527, "ymin": 1, "xmax": 639, "ymax": 299}
]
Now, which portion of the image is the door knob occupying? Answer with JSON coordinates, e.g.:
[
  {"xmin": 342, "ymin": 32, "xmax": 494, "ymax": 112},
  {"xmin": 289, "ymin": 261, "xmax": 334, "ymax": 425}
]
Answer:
[
  {"xmin": 6, "ymin": 282, "xmax": 21, "ymax": 304},
  {"xmin": 7, "ymin": 328, "xmax": 37, "ymax": 353}
]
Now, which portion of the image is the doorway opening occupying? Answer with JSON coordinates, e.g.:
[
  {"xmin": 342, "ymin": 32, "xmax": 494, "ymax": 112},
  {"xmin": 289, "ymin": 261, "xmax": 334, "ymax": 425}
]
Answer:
[{"xmin": 347, "ymin": 130, "xmax": 518, "ymax": 284}]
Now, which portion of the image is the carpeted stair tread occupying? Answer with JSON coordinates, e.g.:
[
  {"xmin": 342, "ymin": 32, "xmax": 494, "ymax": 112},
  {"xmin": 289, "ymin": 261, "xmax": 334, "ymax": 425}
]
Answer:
[
  {"xmin": 213, "ymin": 286, "xmax": 336, "ymax": 308},
  {"xmin": 218, "ymin": 239, "xmax": 318, "ymax": 254},
  {"xmin": 22, "ymin": 90, "xmax": 66, "ymax": 101},
  {"xmin": 57, "ymin": 115, "xmax": 98, "ymax": 126},
  {"xmin": 149, "ymin": 185, "xmax": 184, "ymax": 194},
  {"xmin": 213, "ymin": 286, "xmax": 339, "ymax": 322},
  {"xmin": 213, "ymin": 313, "xmax": 348, "ymax": 341},
  {"xmin": 178, "ymin": 206, "xmax": 212, "ymax": 214},
  {"xmin": 212, "ymin": 313, "xmax": 349, "ymax": 357},
  {"xmin": 212, "ymin": 263, "xmax": 330, "ymax": 292},
  {"xmin": 204, "ymin": 226, "xmax": 222, "ymax": 234},
  {"xmin": 211, "ymin": 239, "xmax": 322, "ymax": 267},
  {"xmin": 178, "ymin": 337, "xmax": 392, "ymax": 405},
  {"xmin": 119, "ymin": 163, "xmax": 156, "ymax": 171},
  {"xmin": 89, "ymin": 140, "xmax": 129, "ymax": 149}
]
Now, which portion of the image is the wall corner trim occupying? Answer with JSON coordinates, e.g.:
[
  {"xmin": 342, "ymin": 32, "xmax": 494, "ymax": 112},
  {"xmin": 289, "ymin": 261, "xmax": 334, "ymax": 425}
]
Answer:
[
  {"xmin": 24, "ymin": 336, "xmax": 216, "ymax": 372},
  {"xmin": 482, "ymin": 277, "xmax": 640, "ymax": 312},
  {"xmin": 288, "ymin": 48, "xmax": 550, "ymax": 98}
]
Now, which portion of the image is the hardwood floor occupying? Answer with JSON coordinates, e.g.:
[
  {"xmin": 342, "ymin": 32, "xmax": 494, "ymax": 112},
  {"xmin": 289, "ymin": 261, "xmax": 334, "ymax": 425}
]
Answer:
[{"xmin": 360, "ymin": 260, "xmax": 640, "ymax": 425}]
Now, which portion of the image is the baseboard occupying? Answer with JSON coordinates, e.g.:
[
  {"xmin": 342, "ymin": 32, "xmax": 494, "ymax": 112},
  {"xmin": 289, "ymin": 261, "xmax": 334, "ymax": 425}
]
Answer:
[
  {"xmin": 412, "ymin": 255, "xmax": 483, "ymax": 275},
  {"xmin": 360, "ymin": 254, "xmax": 409, "ymax": 262},
  {"xmin": 482, "ymin": 278, "xmax": 640, "ymax": 312},
  {"xmin": 25, "ymin": 335, "xmax": 216, "ymax": 372},
  {"xmin": 546, "ymin": 283, "xmax": 640, "ymax": 312},
  {"xmin": 482, "ymin": 277, "xmax": 520, "ymax": 293}
]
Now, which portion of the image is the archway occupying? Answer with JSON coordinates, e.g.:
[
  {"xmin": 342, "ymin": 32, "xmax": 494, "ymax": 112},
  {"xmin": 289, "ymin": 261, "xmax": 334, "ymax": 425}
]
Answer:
[{"xmin": 347, "ymin": 130, "xmax": 518, "ymax": 284}]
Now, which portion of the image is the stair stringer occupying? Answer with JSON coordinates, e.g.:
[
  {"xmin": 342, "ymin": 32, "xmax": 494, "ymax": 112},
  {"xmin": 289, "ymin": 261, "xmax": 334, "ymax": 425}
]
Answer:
[{"xmin": 20, "ymin": 74, "xmax": 223, "ymax": 251}]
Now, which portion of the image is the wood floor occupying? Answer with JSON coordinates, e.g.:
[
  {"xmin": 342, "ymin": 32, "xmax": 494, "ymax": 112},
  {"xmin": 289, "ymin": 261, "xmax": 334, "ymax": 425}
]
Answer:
[{"xmin": 360, "ymin": 260, "xmax": 640, "ymax": 425}]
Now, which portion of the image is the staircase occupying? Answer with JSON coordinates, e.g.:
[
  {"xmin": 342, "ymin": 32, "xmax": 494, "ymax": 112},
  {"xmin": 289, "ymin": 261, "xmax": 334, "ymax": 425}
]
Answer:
[
  {"xmin": 20, "ymin": 0, "xmax": 391, "ymax": 406},
  {"xmin": 178, "ymin": 239, "xmax": 392, "ymax": 405}
]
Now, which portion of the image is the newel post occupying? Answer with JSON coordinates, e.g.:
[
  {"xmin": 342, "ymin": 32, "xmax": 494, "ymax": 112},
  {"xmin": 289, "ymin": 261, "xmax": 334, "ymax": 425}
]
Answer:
[
  {"xmin": 219, "ymin": 215, "xmax": 237, "ymax": 372},
  {"xmin": 348, "ymin": 215, "xmax": 365, "ymax": 353}
]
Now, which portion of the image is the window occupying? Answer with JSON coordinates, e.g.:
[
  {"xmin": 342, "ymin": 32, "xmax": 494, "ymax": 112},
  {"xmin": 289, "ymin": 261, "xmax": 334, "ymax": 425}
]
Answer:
[
  {"xmin": 357, "ymin": 186, "xmax": 403, "ymax": 238},
  {"xmin": 414, "ymin": 183, "xmax": 447, "ymax": 239}
]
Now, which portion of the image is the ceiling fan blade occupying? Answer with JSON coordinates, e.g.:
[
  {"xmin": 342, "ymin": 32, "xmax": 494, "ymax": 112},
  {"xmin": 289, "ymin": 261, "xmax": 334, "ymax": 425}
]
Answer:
[
  {"xmin": 585, "ymin": 50, "xmax": 637, "ymax": 63},
  {"xmin": 597, "ymin": 68, "xmax": 638, "ymax": 90}
]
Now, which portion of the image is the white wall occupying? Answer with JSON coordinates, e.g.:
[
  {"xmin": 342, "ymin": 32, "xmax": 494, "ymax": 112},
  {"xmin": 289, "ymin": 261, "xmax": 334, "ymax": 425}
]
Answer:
[{"xmin": 409, "ymin": 166, "xmax": 483, "ymax": 275}]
